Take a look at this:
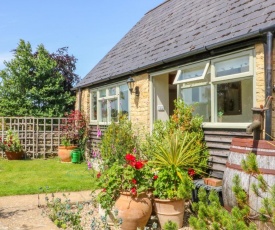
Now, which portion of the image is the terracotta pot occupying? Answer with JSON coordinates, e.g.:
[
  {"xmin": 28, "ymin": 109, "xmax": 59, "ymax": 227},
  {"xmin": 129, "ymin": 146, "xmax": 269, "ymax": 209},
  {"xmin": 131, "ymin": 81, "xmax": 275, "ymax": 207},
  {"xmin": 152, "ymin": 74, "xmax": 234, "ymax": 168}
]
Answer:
[
  {"xmin": 57, "ymin": 146, "xmax": 77, "ymax": 162},
  {"xmin": 114, "ymin": 192, "xmax": 152, "ymax": 230},
  {"xmin": 5, "ymin": 151, "xmax": 24, "ymax": 160},
  {"xmin": 154, "ymin": 198, "xmax": 185, "ymax": 229}
]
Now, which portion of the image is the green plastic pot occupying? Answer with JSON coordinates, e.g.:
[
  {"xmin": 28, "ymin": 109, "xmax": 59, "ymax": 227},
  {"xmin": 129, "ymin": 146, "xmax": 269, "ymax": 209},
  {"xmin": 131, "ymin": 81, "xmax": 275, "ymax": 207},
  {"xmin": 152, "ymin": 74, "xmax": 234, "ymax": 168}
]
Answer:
[{"xmin": 71, "ymin": 148, "xmax": 81, "ymax": 163}]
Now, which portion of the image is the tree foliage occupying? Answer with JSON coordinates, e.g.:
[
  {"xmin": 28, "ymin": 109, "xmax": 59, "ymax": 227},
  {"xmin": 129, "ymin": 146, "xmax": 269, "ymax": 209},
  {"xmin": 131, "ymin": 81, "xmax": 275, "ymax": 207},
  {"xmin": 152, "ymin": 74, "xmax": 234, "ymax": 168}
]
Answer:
[{"xmin": 0, "ymin": 39, "xmax": 79, "ymax": 116}]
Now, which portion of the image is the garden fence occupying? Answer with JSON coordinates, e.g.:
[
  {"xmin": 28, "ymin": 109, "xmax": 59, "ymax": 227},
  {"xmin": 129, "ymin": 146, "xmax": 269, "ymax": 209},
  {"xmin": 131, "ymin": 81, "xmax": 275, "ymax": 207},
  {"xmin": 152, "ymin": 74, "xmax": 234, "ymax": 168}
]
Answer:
[{"xmin": 0, "ymin": 117, "xmax": 65, "ymax": 159}]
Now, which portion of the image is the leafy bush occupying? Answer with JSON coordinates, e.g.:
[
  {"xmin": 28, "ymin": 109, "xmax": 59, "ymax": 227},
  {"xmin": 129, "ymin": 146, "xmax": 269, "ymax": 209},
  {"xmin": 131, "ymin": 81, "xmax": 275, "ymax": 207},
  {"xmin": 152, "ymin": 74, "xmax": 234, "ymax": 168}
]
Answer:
[
  {"xmin": 100, "ymin": 115, "xmax": 139, "ymax": 167},
  {"xmin": 153, "ymin": 165, "xmax": 193, "ymax": 199},
  {"xmin": 163, "ymin": 220, "xmax": 178, "ymax": 230},
  {"xmin": 143, "ymin": 99, "xmax": 209, "ymax": 177},
  {"xmin": 189, "ymin": 188, "xmax": 257, "ymax": 230},
  {"xmin": 44, "ymin": 193, "xmax": 84, "ymax": 230}
]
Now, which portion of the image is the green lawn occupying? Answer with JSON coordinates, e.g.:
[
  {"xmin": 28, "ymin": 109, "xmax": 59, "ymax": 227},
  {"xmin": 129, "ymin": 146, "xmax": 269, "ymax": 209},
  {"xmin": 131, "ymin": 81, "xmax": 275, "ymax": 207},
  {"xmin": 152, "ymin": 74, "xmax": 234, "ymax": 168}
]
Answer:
[{"xmin": 0, "ymin": 158, "xmax": 96, "ymax": 196}]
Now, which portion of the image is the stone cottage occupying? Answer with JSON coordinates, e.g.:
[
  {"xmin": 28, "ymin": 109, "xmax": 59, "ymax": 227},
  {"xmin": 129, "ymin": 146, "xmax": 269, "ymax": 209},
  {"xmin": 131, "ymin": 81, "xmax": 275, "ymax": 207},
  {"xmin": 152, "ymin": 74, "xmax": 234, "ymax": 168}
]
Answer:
[{"xmin": 74, "ymin": 0, "xmax": 275, "ymax": 178}]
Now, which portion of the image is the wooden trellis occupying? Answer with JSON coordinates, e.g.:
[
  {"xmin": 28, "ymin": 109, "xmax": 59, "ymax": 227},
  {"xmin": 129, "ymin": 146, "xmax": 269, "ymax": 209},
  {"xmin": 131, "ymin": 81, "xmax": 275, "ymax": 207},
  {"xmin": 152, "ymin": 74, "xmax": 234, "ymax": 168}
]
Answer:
[{"xmin": 0, "ymin": 117, "xmax": 65, "ymax": 159}]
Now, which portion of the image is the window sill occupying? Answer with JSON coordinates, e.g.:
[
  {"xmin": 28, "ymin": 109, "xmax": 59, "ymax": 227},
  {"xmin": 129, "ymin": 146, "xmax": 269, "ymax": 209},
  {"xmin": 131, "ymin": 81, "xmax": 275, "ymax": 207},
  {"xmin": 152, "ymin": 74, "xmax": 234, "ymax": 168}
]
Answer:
[{"xmin": 202, "ymin": 122, "xmax": 251, "ymax": 129}]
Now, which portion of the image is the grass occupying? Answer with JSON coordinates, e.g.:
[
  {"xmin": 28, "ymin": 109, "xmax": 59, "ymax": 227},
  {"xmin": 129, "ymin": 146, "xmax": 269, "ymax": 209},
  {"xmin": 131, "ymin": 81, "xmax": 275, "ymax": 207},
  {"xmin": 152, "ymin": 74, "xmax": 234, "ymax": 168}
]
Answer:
[{"xmin": 0, "ymin": 158, "xmax": 97, "ymax": 196}]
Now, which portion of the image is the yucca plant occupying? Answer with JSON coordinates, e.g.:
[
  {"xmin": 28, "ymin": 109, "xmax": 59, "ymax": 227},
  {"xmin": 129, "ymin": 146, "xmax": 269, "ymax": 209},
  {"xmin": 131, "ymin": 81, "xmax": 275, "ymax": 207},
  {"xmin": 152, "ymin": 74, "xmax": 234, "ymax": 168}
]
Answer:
[{"xmin": 150, "ymin": 130, "xmax": 208, "ymax": 178}]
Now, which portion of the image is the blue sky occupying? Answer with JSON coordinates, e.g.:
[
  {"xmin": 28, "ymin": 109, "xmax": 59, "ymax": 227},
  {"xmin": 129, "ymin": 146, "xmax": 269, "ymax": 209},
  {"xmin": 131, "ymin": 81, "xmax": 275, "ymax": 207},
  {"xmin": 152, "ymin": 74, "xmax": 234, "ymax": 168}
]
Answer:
[{"xmin": 0, "ymin": 1, "xmax": 164, "ymax": 80}]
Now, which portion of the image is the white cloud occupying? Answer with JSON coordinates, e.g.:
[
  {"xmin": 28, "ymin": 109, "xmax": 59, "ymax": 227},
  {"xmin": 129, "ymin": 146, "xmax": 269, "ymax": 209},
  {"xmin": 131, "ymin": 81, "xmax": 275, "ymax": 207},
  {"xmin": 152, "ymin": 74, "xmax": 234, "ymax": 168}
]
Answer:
[{"xmin": 0, "ymin": 52, "xmax": 14, "ymax": 70}]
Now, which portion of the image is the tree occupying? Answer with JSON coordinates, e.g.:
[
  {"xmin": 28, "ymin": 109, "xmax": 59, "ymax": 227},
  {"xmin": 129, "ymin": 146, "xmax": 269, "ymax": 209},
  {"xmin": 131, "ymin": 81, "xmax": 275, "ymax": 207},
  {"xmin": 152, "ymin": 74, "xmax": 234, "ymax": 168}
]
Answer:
[{"xmin": 0, "ymin": 39, "xmax": 79, "ymax": 117}]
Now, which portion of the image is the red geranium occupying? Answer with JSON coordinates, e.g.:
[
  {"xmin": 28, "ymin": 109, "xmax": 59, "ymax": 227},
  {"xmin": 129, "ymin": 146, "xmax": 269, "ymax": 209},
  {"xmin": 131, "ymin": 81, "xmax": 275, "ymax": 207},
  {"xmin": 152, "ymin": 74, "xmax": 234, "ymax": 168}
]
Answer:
[
  {"xmin": 125, "ymin": 153, "xmax": 136, "ymax": 162},
  {"xmin": 97, "ymin": 172, "xmax": 101, "ymax": 178},
  {"xmin": 135, "ymin": 161, "xmax": 144, "ymax": 170},
  {"xmin": 131, "ymin": 187, "xmax": 137, "ymax": 196},
  {"xmin": 132, "ymin": 178, "xmax": 137, "ymax": 184},
  {"xmin": 188, "ymin": 168, "xmax": 195, "ymax": 177},
  {"xmin": 153, "ymin": 175, "xmax": 158, "ymax": 180}
]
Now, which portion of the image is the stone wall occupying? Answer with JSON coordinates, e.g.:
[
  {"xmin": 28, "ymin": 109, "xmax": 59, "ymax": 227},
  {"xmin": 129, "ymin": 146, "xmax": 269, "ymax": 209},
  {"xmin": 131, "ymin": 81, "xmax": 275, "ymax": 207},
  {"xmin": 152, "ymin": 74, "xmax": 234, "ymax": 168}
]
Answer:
[
  {"xmin": 255, "ymin": 43, "xmax": 265, "ymax": 107},
  {"xmin": 255, "ymin": 40, "xmax": 275, "ymax": 138},
  {"xmin": 75, "ymin": 88, "xmax": 90, "ymax": 119},
  {"xmin": 129, "ymin": 73, "xmax": 151, "ymax": 137}
]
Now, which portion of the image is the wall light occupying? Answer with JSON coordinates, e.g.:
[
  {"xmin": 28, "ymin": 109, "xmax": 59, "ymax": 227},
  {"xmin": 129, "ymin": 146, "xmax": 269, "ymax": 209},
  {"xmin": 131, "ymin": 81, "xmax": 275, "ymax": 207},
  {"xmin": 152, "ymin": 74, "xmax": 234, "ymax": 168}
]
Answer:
[{"xmin": 127, "ymin": 77, "xmax": 140, "ymax": 97}]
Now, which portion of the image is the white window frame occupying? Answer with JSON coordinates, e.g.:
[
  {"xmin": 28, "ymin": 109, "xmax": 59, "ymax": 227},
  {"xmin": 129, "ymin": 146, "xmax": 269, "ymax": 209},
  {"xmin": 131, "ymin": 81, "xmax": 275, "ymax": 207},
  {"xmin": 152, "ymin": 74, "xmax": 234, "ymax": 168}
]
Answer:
[
  {"xmin": 177, "ymin": 49, "xmax": 254, "ymax": 126},
  {"xmin": 89, "ymin": 82, "xmax": 129, "ymax": 125},
  {"xmin": 211, "ymin": 50, "xmax": 254, "ymax": 82},
  {"xmin": 173, "ymin": 60, "xmax": 210, "ymax": 84}
]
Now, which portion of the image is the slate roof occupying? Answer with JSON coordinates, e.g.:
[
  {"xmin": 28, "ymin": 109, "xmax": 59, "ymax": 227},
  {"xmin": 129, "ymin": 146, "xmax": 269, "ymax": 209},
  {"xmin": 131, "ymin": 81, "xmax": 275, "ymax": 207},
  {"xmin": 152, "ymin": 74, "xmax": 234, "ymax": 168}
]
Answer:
[{"xmin": 76, "ymin": 0, "xmax": 275, "ymax": 88}]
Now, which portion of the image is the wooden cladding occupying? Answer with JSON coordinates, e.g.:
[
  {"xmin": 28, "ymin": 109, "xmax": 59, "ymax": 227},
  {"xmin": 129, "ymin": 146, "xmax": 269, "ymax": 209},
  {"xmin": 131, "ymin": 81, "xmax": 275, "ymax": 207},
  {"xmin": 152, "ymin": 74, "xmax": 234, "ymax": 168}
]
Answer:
[
  {"xmin": 88, "ymin": 125, "xmax": 254, "ymax": 179},
  {"xmin": 204, "ymin": 128, "xmax": 252, "ymax": 179}
]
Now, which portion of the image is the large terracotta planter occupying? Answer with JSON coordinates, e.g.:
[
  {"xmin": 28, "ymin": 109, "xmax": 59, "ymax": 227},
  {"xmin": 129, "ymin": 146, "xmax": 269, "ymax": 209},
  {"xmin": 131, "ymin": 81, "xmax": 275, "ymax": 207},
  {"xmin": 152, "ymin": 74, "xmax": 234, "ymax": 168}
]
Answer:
[
  {"xmin": 5, "ymin": 151, "xmax": 24, "ymax": 160},
  {"xmin": 154, "ymin": 198, "xmax": 185, "ymax": 229},
  {"xmin": 114, "ymin": 192, "xmax": 152, "ymax": 230},
  {"xmin": 58, "ymin": 146, "xmax": 77, "ymax": 162}
]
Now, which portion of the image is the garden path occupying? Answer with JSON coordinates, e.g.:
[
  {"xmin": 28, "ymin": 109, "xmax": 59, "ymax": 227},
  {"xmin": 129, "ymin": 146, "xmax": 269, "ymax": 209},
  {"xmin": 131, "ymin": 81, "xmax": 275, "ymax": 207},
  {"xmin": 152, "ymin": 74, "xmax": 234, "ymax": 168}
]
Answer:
[
  {"xmin": 0, "ymin": 191, "xmax": 91, "ymax": 230},
  {"xmin": 0, "ymin": 191, "xmax": 193, "ymax": 230}
]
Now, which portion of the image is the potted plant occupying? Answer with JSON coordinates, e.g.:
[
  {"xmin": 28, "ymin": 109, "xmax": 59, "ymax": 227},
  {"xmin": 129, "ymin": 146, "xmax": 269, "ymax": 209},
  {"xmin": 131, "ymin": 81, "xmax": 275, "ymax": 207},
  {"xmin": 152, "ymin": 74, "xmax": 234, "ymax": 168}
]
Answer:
[
  {"xmin": 94, "ymin": 152, "xmax": 154, "ymax": 230},
  {"xmin": 153, "ymin": 166, "xmax": 194, "ymax": 229},
  {"xmin": 218, "ymin": 110, "xmax": 224, "ymax": 122},
  {"xmin": 0, "ymin": 129, "xmax": 24, "ymax": 160},
  {"xmin": 150, "ymin": 131, "xmax": 207, "ymax": 229},
  {"xmin": 58, "ymin": 110, "xmax": 88, "ymax": 162}
]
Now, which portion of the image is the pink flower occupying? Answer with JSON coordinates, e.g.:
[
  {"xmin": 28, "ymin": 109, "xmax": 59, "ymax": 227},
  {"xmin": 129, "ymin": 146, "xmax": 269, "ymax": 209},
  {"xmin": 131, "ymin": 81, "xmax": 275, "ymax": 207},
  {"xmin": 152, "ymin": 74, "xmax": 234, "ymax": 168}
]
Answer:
[
  {"xmin": 131, "ymin": 187, "xmax": 137, "ymax": 196},
  {"xmin": 97, "ymin": 128, "xmax": 102, "ymax": 138},
  {"xmin": 135, "ymin": 161, "xmax": 144, "ymax": 170},
  {"xmin": 87, "ymin": 161, "xmax": 92, "ymax": 170}
]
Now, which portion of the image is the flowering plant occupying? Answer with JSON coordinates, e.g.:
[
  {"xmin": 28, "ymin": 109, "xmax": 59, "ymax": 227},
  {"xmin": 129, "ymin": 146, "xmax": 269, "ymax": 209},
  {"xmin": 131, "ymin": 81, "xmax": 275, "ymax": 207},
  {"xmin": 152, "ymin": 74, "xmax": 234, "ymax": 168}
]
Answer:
[
  {"xmin": 60, "ymin": 110, "xmax": 88, "ymax": 148},
  {"xmin": 94, "ymin": 153, "xmax": 154, "ymax": 212},
  {"xmin": 0, "ymin": 129, "xmax": 23, "ymax": 152}
]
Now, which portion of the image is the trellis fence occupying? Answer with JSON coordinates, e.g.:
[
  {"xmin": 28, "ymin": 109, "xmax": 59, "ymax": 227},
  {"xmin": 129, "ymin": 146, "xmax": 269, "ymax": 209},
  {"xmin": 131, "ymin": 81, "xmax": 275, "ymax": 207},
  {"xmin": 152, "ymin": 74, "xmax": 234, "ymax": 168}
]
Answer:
[{"xmin": 0, "ymin": 117, "xmax": 66, "ymax": 159}]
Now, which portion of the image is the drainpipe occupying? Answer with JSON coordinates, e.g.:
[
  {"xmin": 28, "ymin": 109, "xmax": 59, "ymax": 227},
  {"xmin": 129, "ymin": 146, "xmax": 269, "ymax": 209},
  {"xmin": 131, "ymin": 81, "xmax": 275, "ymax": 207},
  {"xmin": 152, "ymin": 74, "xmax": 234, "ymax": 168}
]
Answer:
[
  {"xmin": 264, "ymin": 32, "xmax": 273, "ymax": 140},
  {"xmin": 77, "ymin": 88, "xmax": 82, "ymax": 111}
]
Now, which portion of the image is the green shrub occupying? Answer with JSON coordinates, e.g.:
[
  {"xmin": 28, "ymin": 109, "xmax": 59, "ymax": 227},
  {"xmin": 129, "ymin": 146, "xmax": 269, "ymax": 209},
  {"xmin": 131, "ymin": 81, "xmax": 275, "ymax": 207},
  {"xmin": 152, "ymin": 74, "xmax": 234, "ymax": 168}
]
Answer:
[
  {"xmin": 163, "ymin": 220, "xmax": 178, "ymax": 230},
  {"xmin": 142, "ymin": 99, "xmax": 208, "ymax": 177},
  {"xmin": 189, "ymin": 188, "xmax": 257, "ymax": 230},
  {"xmin": 100, "ymin": 114, "xmax": 138, "ymax": 167}
]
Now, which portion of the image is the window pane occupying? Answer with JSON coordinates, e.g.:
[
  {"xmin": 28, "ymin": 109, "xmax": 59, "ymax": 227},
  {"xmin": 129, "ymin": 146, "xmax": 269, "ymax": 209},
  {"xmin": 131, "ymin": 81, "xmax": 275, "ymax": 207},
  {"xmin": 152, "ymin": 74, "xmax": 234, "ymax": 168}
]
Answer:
[
  {"xmin": 179, "ymin": 66, "xmax": 205, "ymax": 81},
  {"xmin": 180, "ymin": 85, "xmax": 211, "ymax": 122},
  {"xmin": 215, "ymin": 56, "xmax": 249, "ymax": 77},
  {"xmin": 109, "ymin": 99, "xmax": 118, "ymax": 122},
  {"xmin": 99, "ymin": 100, "xmax": 107, "ymax": 122},
  {"xmin": 99, "ymin": 89, "xmax": 106, "ymax": 98},
  {"xmin": 119, "ymin": 85, "xmax": 129, "ymax": 116},
  {"xmin": 216, "ymin": 79, "xmax": 253, "ymax": 122},
  {"xmin": 108, "ymin": 86, "xmax": 116, "ymax": 96},
  {"xmin": 91, "ymin": 92, "xmax": 97, "ymax": 120}
]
